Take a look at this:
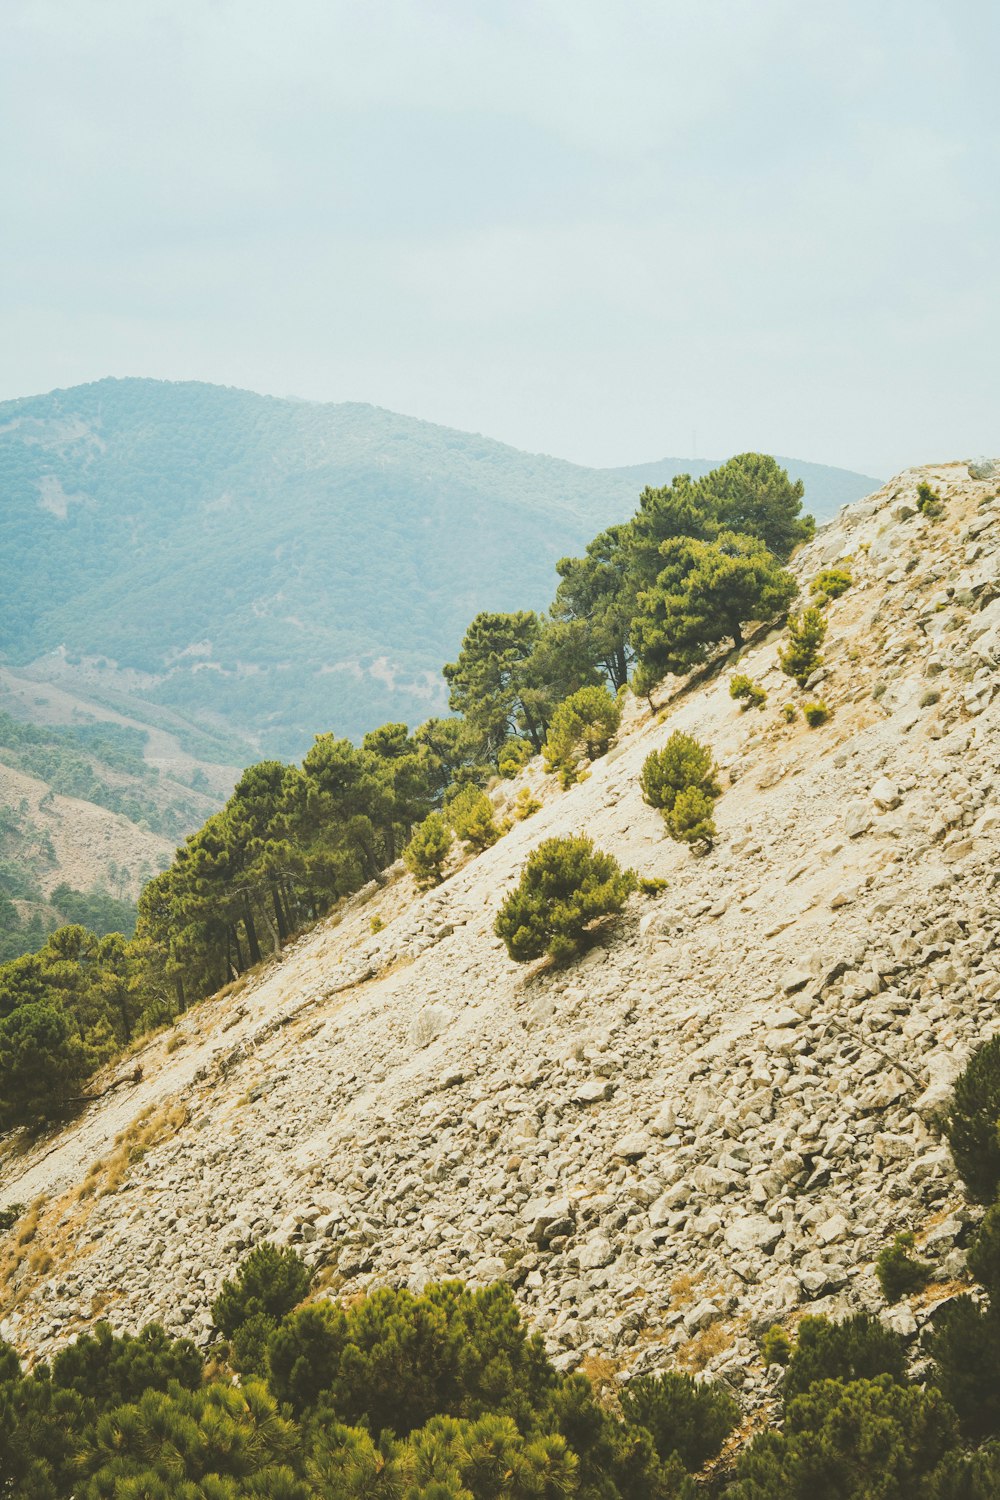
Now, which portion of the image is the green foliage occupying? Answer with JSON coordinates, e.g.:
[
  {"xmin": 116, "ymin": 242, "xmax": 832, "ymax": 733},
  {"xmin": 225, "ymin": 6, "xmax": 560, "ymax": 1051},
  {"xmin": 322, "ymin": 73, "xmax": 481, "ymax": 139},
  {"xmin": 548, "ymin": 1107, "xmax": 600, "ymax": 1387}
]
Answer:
[
  {"xmin": 404, "ymin": 812, "xmax": 454, "ymax": 889},
  {"xmin": 494, "ymin": 836, "xmax": 637, "ymax": 964},
  {"xmin": 269, "ymin": 1280, "xmax": 555, "ymax": 1433},
  {"xmin": 543, "ymin": 685, "xmax": 621, "ymax": 787},
  {"xmin": 944, "ymin": 1036, "xmax": 1000, "ymax": 1202},
  {"xmin": 778, "ymin": 606, "xmax": 828, "ymax": 686},
  {"xmin": 640, "ymin": 732, "xmax": 721, "ymax": 846},
  {"xmin": 0, "ymin": 1000, "xmax": 91, "ymax": 1127},
  {"xmin": 917, "ymin": 482, "xmax": 946, "ymax": 518},
  {"xmin": 619, "ymin": 1370, "xmax": 739, "ymax": 1469},
  {"xmin": 783, "ymin": 1313, "xmax": 907, "ymax": 1401},
  {"xmin": 639, "ymin": 876, "xmax": 668, "ymax": 895},
  {"xmin": 729, "ymin": 1375, "xmax": 959, "ymax": 1500},
  {"xmin": 729, "ymin": 674, "xmax": 767, "ymax": 710},
  {"xmin": 632, "ymin": 531, "xmax": 797, "ymax": 680},
  {"xmin": 512, "ymin": 788, "xmax": 541, "ymax": 820},
  {"xmin": 640, "ymin": 732, "xmax": 720, "ymax": 812},
  {"xmin": 929, "ymin": 1297, "xmax": 1000, "ymax": 1442},
  {"xmin": 761, "ymin": 1325, "xmax": 791, "ymax": 1367},
  {"xmin": 664, "ymin": 785, "xmax": 718, "ymax": 846},
  {"xmin": 498, "ymin": 737, "xmax": 534, "ymax": 779},
  {"xmin": 803, "ymin": 700, "xmax": 831, "ymax": 727},
  {"xmin": 446, "ymin": 785, "xmax": 502, "ymax": 852},
  {"xmin": 50, "ymin": 1321, "xmax": 202, "ymax": 1407},
  {"xmin": 810, "ymin": 566, "xmax": 853, "ymax": 600},
  {"xmin": 876, "ymin": 1232, "xmax": 933, "ymax": 1302},
  {"xmin": 968, "ymin": 1201, "xmax": 1000, "ymax": 1301},
  {"xmin": 781, "ymin": 702, "xmax": 798, "ymax": 722},
  {"xmin": 211, "ymin": 1243, "xmax": 311, "ymax": 1340}
]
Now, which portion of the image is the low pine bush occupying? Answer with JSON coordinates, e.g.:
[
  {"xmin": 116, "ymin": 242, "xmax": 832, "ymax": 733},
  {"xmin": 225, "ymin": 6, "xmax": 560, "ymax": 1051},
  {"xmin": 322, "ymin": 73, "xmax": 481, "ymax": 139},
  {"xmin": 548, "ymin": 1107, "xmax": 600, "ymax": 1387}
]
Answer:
[
  {"xmin": 876, "ymin": 1232, "xmax": 933, "ymax": 1303},
  {"xmin": 543, "ymin": 685, "xmax": 621, "ymax": 787},
  {"xmin": 944, "ymin": 1036, "xmax": 1000, "ymax": 1202},
  {"xmin": 494, "ymin": 835, "xmax": 637, "ymax": 964},
  {"xmin": 403, "ymin": 813, "xmax": 453, "ymax": 889},
  {"xmin": 810, "ymin": 566, "xmax": 853, "ymax": 601},
  {"xmin": 446, "ymin": 785, "xmax": 502, "ymax": 851},
  {"xmin": 730, "ymin": 673, "xmax": 767, "ymax": 710},
  {"xmin": 619, "ymin": 1369, "xmax": 739, "ymax": 1470},
  {"xmin": 803, "ymin": 699, "xmax": 830, "ymax": 726},
  {"xmin": 779, "ymin": 606, "xmax": 828, "ymax": 686}
]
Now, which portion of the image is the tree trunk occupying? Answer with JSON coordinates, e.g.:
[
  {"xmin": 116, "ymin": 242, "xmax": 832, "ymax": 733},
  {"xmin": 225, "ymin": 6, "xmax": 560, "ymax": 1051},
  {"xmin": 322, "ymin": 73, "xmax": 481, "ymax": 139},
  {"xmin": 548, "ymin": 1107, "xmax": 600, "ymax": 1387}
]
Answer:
[
  {"xmin": 271, "ymin": 882, "xmax": 288, "ymax": 942},
  {"xmin": 242, "ymin": 898, "xmax": 262, "ymax": 966}
]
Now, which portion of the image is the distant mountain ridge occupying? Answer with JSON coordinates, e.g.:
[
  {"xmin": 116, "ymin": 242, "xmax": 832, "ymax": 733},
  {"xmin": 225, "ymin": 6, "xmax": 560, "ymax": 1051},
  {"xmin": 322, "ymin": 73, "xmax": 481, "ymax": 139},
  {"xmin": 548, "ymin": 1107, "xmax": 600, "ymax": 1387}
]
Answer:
[{"xmin": 0, "ymin": 378, "xmax": 881, "ymax": 758}]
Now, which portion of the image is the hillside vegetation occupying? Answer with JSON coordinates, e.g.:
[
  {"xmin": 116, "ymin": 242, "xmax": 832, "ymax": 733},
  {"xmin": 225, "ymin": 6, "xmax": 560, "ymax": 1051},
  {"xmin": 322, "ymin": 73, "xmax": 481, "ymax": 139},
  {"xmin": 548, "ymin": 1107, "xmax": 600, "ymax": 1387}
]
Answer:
[
  {"xmin": 0, "ymin": 378, "xmax": 879, "ymax": 758},
  {"xmin": 0, "ymin": 456, "xmax": 997, "ymax": 1496}
]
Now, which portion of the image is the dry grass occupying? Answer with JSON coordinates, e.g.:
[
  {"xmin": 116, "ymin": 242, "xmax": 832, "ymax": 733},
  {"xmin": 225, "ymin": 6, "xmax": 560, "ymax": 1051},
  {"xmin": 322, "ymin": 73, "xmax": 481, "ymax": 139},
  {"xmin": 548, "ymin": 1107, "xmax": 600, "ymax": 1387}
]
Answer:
[
  {"xmin": 94, "ymin": 1101, "xmax": 189, "ymax": 1197},
  {"xmin": 675, "ymin": 1319, "xmax": 733, "ymax": 1372}
]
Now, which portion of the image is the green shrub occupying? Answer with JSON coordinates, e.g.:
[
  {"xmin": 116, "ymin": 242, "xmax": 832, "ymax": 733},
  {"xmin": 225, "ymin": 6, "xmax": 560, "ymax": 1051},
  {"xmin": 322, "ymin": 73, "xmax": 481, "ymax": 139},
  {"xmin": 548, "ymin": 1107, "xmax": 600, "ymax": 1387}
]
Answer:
[
  {"xmin": 929, "ymin": 1296, "xmax": 1000, "ymax": 1442},
  {"xmin": 640, "ymin": 732, "xmax": 720, "ymax": 813},
  {"xmin": 803, "ymin": 700, "xmax": 830, "ymax": 727},
  {"xmin": 968, "ymin": 1202, "xmax": 1000, "ymax": 1301},
  {"xmin": 664, "ymin": 785, "xmax": 718, "ymax": 847},
  {"xmin": 619, "ymin": 1370, "xmax": 739, "ymax": 1469},
  {"xmin": 729, "ymin": 674, "xmax": 767, "ymax": 710},
  {"xmin": 403, "ymin": 813, "xmax": 453, "ymax": 890},
  {"xmin": 810, "ymin": 567, "xmax": 853, "ymax": 600},
  {"xmin": 917, "ymin": 482, "xmax": 946, "ymax": 519},
  {"xmin": 211, "ymin": 1243, "xmax": 311, "ymax": 1340},
  {"xmin": 543, "ymin": 685, "xmax": 621, "ymax": 787},
  {"xmin": 50, "ymin": 1321, "xmax": 202, "ymax": 1407},
  {"xmin": 729, "ymin": 1374, "xmax": 959, "ymax": 1500},
  {"xmin": 781, "ymin": 702, "xmax": 797, "ymax": 722},
  {"xmin": 512, "ymin": 787, "xmax": 541, "ymax": 820},
  {"xmin": 876, "ymin": 1232, "xmax": 933, "ymax": 1303},
  {"xmin": 778, "ymin": 606, "xmax": 828, "ymax": 686},
  {"xmin": 445, "ymin": 784, "xmax": 502, "ymax": 851},
  {"xmin": 369, "ymin": 914, "xmax": 383, "ymax": 935},
  {"xmin": 497, "ymin": 737, "xmax": 534, "ymax": 778},
  {"xmin": 761, "ymin": 1325, "xmax": 791, "ymax": 1367},
  {"xmin": 639, "ymin": 876, "xmax": 668, "ymax": 895},
  {"xmin": 269, "ymin": 1281, "xmax": 554, "ymax": 1432},
  {"xmin": 944, "ymin": 1037, "xmax": 1000, "ymax": 1202},
  {"xmin": 494, "ymin": 835, "xmax": 637, "ymax": 964},
  {"xmin": 783, "ymin": 1313, "xmax": 907, "ymax": 1401}
]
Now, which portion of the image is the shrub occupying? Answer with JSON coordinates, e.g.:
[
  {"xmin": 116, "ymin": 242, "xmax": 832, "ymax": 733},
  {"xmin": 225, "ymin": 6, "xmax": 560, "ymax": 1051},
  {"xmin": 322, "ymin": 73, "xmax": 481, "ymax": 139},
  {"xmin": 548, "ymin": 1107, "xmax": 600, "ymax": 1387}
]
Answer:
[
  {"xmin": 50, "ymin": 1321, "xmax": 202, "ymax": 1407},
  {"xmin": 876, "ymin": 1232, "xmax": 933, "ymax": 1303},
  {"xmin": 494, "ymin": 835, "xmax": 637, "ymax": 964},
  {"xmin": 729, "ymin": 1375, "xmax": 959, "ymax": 1500},
  {"xmin": 944, "ymin": 1036, "xmax": 1000, "ymax": 1202},
  {"xmin": 619, "ymin": 1370, "xmax": 739, "ymax": 1470},
  {"xmin": 783, "ymin": 1313, "xmax": 907, "ymax": 1401},
  {"xmin": 211, "ymin": 1243, "xmax": 311, "ymax": 1340},
  {"xmin": 729, "ymin": 674, "xmax": 767, "ymax": 710},
  {"xmin": 270, "ymin": 1281, "xmax": 555, "ymax": 1432},
  {"xmin": 498, "ymin": 737, "xmax": 533, "ymax": 778},
  {"xmin": 446, "ymin": 785, "xmax": 502, "ymax": 851},
  {"xmin": 664, "ymin": 785, "xmax": 717, "ymax": 846},
  {"xmin": 639, "ymin": 876, "xmax": 668, "ymax": 895},
  {"xmin": 917, "ymin": 482, "xmax": 946, "ymax": 519},
  {"xmin": 803, "ymin": 700, "xmax": 830, "ymax": 727},
  {"xmin": 761, "ymin": 1325, "xmax": 791, "ymax": 1367},
  {"xmin": 640, "ymin": 732, "xmax": 720, "ymax": 813},
  {"xmin": 369, "ymin": 914, "xmax": 383, "ymax": 935},
  {"xmin": 810, "ymin": 567, "xmax": 853, "ymax": 600},
  {"xmin": 929, "ymin": 1296, "xmax": 1000, "ymax": 1441},
  {"xmin": 403, "ymin": 813, "xmax": 453, "ymax": 890},
  {"xmin": 968, "ymin": 1202, "xmax": 1000, "ymax": 1301},
  {"xmin": 512, "ymin": 787, "xmax": 541, "ymax": 820},
  {"xmin": 778, "ymin": 606, "xmax": 827, "ymax": 686},
  {"xmin": 781, "ymin": 702, "xmax": 797, "ymax": 722},
  {"xmin": 543, "ymin": 685, "xmax": 621, "ymax": 787}
]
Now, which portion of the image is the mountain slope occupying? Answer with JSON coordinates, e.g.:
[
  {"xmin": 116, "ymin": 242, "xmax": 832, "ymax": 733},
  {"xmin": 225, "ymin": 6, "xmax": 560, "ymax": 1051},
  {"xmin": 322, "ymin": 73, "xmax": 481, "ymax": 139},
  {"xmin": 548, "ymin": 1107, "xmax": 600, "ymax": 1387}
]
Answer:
[
  {"xmin": 0, "ymin": 378, "xmax": 881, "ymax": 758},
  {"xmin": 1, "ymin": 459, "xmax": 996, "ymax": 1409}
]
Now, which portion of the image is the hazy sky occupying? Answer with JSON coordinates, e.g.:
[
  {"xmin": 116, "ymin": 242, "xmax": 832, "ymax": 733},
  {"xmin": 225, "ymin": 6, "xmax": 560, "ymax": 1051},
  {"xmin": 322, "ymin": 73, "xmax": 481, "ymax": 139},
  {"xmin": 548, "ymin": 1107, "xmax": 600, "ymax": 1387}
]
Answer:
[{"xmin": 2, "ymin": 1, "xmax": 998, "ymax": 476}]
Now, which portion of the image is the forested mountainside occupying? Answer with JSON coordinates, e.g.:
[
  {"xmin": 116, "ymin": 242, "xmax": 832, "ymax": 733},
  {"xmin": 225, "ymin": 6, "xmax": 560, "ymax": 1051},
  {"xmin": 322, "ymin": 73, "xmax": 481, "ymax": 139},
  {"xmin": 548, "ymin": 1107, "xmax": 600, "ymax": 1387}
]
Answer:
[
  {"xmin": 0, "ymin": 378, "xmax": 880, "ymax": 759},
  {"xmin": 0, "ymin": 457, "xmax": 997, "ymax": 1496}
]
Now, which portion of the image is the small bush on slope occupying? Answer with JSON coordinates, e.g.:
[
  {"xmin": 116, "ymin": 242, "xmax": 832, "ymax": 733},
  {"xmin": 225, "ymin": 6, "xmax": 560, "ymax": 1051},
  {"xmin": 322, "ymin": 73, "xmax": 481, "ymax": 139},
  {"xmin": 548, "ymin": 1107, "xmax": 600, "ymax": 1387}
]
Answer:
[
  {"xmin": 403, "ymin": 812, "xmax": 453, "ymax": 889},
  {"xmin": 494, "ymin": 835, "xmax": 637, "ymax": 965},
  {"xmin": 779, "ymin": 605, "xmax": 827, "ymax": 686},
  {"xmin": 944, "ymin": 1036, "xmax": 1000, "ymax": 1203},
  {"xmin": 543, "ymin": 684, "xmax": 621, "ymax": 787}
]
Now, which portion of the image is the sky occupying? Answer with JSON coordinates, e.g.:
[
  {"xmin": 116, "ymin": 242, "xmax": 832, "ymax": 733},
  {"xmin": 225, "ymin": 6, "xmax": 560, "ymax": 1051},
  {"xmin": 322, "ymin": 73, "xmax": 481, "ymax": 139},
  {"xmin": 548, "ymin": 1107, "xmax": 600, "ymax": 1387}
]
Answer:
[{"xmin": 2, "ymin": 0, "xmax": 998, "ymax": 477}]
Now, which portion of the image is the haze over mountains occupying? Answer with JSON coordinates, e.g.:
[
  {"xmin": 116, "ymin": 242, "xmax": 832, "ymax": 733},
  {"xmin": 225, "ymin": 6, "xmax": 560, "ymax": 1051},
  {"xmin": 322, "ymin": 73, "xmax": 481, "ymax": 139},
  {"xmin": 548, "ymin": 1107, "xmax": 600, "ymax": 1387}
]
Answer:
[{"xmin": 0, "ymin": 378, "xmax": 880, "ymax": 762}]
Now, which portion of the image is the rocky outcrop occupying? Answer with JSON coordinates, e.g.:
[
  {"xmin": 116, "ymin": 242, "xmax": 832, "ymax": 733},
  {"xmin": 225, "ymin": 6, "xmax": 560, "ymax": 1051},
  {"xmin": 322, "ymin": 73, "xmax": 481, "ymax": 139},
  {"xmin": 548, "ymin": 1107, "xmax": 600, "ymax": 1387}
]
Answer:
[{"xmin": 0, "ymin": 460, "xmax": 997, "ymax": 1410}]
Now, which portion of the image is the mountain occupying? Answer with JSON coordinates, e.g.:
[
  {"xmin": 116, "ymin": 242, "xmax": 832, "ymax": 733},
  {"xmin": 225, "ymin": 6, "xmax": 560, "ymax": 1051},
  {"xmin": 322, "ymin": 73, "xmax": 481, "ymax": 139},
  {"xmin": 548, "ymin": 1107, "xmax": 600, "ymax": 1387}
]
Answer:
[
  {"xmin": 0, "ymin": 378, "xmax": 882, "ymax": 760},
  {"xmin": 2, "ymin": 459, "xmax": 996, "ymax": 1403}
]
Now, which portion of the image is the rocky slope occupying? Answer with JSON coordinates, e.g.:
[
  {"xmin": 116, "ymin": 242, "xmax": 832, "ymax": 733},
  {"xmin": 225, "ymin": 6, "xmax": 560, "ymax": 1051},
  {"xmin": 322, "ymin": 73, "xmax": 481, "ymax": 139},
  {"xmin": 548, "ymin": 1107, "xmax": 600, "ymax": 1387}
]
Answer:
[{"xmin": 1, "ymin": 460, "xmax": 997, "ymax": 1411}]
